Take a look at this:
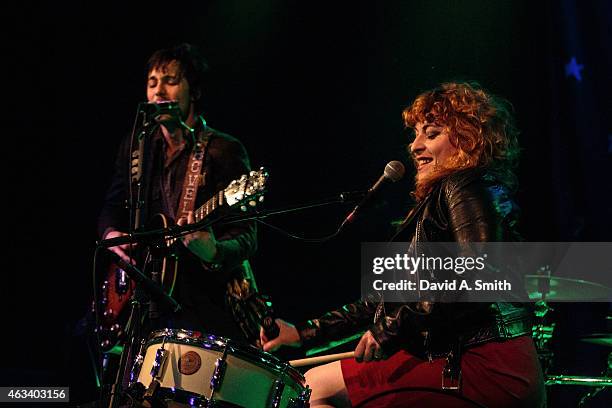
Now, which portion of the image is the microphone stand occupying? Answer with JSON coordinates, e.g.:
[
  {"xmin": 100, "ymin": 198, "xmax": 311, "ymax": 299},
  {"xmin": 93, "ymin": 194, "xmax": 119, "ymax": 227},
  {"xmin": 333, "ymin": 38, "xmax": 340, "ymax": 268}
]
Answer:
[
  {"xmin": 98, "ymin": 191, "xmax": 367, "ymax": 248},
  {"xmin": 104, "ymin": 106, "xmax": 161, "ymax": 408},
  {"xmin": 105, "ymin": 251, "xmax": 181, "ymax": 408}
]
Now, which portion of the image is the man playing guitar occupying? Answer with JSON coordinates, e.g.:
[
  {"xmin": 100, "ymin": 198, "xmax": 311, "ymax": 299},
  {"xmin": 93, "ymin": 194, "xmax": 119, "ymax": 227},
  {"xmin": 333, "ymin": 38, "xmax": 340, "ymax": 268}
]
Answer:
[{"xmin": 98, "ymin": 43, "xmax": 260, "ymax": 343}]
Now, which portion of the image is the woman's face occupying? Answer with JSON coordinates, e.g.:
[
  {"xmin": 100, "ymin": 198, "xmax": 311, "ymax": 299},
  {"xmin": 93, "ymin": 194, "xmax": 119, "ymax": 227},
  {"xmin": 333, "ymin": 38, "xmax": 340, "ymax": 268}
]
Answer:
[{"xmin": 410, "ymin": 122, "xmax": 458, "ymax": 182}]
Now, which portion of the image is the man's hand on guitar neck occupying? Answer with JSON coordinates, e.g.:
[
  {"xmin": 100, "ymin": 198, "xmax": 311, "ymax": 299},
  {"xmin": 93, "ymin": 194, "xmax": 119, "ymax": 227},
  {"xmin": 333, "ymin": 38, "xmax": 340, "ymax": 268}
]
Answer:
[
  {"xmin": 177, "ymin": 211, "xmax": 219, "ymax": 263},
  {"xmin": 104, "ymin": 230, "xmax": 137, "ymax": 264}
]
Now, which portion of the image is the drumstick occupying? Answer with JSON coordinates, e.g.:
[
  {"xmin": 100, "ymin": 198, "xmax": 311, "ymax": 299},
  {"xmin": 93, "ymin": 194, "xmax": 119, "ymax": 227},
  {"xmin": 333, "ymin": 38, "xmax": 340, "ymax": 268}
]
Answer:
[{"xmin": 289, "ymin": 351, "xmax": 355, "ymax": 367}]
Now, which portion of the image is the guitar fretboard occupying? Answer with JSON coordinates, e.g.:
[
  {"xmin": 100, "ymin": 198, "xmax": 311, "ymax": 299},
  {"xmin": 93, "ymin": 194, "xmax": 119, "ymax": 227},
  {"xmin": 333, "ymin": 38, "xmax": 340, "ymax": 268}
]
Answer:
[{"xmin": 194, "ymin": 190, "xmax": 225, "ymax": 222}]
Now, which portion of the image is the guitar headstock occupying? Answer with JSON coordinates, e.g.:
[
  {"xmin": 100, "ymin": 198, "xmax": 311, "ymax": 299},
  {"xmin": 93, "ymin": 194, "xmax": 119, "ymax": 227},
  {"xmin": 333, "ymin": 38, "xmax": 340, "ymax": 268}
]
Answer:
[{"xmin": 224, "ymin": 167, "xmax": 269, "ymax": 211}]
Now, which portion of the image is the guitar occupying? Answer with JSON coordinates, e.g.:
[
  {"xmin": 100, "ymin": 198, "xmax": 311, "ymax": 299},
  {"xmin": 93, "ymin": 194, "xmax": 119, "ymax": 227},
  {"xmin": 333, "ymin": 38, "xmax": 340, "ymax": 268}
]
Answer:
[{"xmin": 95, "ymin": 168, "xmax": 268, "ymax": 352}]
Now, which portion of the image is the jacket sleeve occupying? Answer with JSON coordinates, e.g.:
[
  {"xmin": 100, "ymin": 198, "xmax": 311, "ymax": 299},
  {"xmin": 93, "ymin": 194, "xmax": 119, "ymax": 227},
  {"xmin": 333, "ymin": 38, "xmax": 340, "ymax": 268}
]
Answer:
[
  {"xmin": 97, "ymin": 136, "xmax": 132, "ymax": 238},
  {"xmin": 295, "ymin": 295, "xmax": 380, "ymax": 350},
  {"xmin": 204, "ymin": 135, "xmax": 257, "ymax": 271}
]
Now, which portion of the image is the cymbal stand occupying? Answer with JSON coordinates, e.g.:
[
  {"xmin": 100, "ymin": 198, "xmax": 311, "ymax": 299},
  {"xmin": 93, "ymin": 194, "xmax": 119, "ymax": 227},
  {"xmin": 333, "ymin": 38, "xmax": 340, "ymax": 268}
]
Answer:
[
  {"xmin": 533, "ymin": 300, "xmax": 556, "ymax": 375},
  {"xmin": 532, "ymin": 266, "xmax": 556, "ymax": 375},
  {"xmin": 577, "ymin": 351, "xmax": 612, "ymax": 407}
]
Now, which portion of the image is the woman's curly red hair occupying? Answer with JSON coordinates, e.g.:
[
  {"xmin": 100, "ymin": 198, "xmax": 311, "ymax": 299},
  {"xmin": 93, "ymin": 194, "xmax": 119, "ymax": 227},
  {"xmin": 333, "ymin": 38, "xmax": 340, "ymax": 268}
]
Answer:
[{"xmin": 403, "ymin": 82, "xmax": 520, "ymax": 200}]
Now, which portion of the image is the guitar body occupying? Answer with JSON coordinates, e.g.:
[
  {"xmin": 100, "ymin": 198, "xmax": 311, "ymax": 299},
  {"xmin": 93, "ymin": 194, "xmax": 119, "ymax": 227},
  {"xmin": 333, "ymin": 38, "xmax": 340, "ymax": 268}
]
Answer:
[{"xmin": 97, "ymin": 213, "xmax": 178, "ymax": 352}]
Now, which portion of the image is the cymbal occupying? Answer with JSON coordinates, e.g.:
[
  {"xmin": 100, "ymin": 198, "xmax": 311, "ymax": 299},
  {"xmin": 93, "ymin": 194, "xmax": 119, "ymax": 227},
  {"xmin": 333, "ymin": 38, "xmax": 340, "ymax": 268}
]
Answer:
[
  {"xmin": 580, "ymin": 333, "xmax": 612, "ymax": 347},
  {"xmin": 524, "ymin": 275, "xmax": 612, "ymax": 301}
]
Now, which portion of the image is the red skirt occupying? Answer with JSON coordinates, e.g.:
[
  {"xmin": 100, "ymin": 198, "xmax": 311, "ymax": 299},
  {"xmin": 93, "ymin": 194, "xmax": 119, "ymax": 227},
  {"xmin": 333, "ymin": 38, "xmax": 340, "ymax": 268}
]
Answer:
[{"xmin": 341, "ymin": 336, "xmax": 545, "ymax": 408}]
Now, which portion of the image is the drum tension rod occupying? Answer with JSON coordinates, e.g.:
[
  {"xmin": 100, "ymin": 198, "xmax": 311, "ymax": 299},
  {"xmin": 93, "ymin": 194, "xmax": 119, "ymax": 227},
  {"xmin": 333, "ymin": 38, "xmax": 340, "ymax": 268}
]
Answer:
[
  {"xmin": 144, "ymin": 336, "xmax": 169, "ymax": 404},
  {"xmin": 210, "ymin": 344, "xmax": 229, "ymax": 400}
]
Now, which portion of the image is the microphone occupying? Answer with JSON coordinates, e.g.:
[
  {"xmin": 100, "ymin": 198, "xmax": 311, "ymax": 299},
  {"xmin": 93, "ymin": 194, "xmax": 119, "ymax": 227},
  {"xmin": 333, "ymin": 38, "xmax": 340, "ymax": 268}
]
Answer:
[
  {"xmin": 138, "ymin": 100, "xmax": 181, "ymax": 118},
  {"xmin": 138, "ymin": 100, "xmax": 195, "ymax": 133},
  {"xmin": 340, "ymin": 160, "xmax": 405, "ymax": 228}
]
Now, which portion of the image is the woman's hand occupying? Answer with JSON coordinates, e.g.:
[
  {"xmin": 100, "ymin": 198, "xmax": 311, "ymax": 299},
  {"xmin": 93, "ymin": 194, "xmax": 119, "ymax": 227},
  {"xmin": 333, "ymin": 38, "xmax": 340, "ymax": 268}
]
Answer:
[
  {"xmin": 354, "ymin": 330, "xmax": 385, "ymax": 363},
  {"xmin": 260, "ymin": 319, "xmax": 302, "ymax": 352},
  {"xmin": 177, "ymin": 211, "xmax": 219, "ymax": 263}
]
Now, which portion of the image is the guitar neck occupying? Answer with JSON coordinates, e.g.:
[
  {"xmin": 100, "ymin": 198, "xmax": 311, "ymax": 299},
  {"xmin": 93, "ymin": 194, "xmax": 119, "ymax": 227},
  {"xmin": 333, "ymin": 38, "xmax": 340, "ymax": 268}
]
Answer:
[{"xmin": 194, "ymin": 190, "xmax": 226, "ymax": 222}]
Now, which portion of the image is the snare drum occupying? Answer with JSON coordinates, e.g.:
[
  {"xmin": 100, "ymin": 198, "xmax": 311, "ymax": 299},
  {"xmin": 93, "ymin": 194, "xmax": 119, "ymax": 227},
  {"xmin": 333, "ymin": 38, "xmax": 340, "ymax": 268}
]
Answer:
[{"xmin": 130, "ymin": 328, "xmax": 310, "ymax": 407}]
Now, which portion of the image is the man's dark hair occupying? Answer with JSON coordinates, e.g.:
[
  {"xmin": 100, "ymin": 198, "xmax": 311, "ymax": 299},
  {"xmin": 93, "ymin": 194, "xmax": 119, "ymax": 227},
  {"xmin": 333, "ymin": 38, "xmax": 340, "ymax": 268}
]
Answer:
[{"xmin": 146, "ymin": 43, "xmax": 209, "ymax": 112}]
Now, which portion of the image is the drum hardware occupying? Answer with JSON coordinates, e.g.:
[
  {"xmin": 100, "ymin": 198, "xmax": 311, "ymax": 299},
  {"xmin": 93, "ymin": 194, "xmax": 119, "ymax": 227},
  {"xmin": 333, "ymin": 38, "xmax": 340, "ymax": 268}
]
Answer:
[
  {"xmin": 524, "ymin": 274, "xmax": 612, "ymax": 301},
  {"xmin": 130, "ymin": 348, "xmax": 145, "ymax": 384},
  {"xmin": 150, "ymin": 337, "xmax": 169, "ymax": 379},
  {"xmin": 124, "ymin": 382, "xmax": 146, "ymax": 406},
  {"xmin": 532, "ymin": 300, "xmax": 556, "ymax": 375},
  {"xmin": 576, "ymin": 344, "xmax": 612, "ymax": 406},
  {"xmin": 142, "ymin": 337, "xmax": 169, "ymax": 407},
  {"xmin": 528, "ymin": 276, "xmax": 612, "ymax": 407},
  {"xmin": 209, "ymin": 346, "xmax": 228, "ymax": 398},
  {"xmin": 142, "ymin": 380, "xmax": 163, "ymax": 406},
  {"xmin": 268, "ymin": 379, "xmax": 285, "ymax": 408},
  {"xmin": 580, "ymin": 333, "xmax": 612, "ymax": 347},
  {"xmin": 545, "ymin": 375, "xmax": 612, "ymax": 387},
  {"xmin": 289, "ymin": 387, "xmax": 312, "ymax": 408}
]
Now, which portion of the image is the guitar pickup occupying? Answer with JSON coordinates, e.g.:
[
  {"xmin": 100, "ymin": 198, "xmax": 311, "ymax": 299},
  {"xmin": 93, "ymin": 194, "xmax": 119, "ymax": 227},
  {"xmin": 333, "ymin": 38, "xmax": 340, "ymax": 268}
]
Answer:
[{"xmin": 115, "ymin": 267, "xmax": 129, "ymax": 295}]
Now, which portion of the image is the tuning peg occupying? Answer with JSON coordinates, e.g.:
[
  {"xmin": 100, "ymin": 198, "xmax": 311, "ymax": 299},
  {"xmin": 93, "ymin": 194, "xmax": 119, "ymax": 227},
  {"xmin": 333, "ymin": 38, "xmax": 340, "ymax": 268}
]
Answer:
[
  {"xmin": 259, "ymin": 196, "xmax": 264, "ymax": 202},
  {"xmin": 240, "ymin": 205, "xmax": 247, "ymax": 212},
  {"xmin": 249, "ymin": 200, "xmax": 256, "ymax": 207}
]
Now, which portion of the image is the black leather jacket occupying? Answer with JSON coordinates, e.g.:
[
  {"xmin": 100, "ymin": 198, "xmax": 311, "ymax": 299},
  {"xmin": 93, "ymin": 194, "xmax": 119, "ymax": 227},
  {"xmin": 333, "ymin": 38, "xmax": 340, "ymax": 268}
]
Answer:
[{"xmin": 297, "ymin": 168, "xmax": 532, "ymax": 358}]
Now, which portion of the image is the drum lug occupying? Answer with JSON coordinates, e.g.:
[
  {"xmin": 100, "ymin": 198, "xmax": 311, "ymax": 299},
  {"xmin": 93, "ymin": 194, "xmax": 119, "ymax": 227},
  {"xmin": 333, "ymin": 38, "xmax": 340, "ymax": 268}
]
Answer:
[
  {"xmin": 267, "ymin": 379, "xmax": 285, "ymax": 408},
  {"xmin": 210, "ymin": 356, "xmax": 227, "ymax": 392},
  {"xmin": 288, "ymin": 386, "xmax": 311, "ymax": 408},
  {"xmin": 130, "ymin": 353, "xmax": 144, "ymax": 385},
  {"xmin": 129, "ymin": 338, "xmax": 147, "ymax": 386},
  {"xmin": 150, "ymin": 347, "xmax": 168, "ymax": 379}
]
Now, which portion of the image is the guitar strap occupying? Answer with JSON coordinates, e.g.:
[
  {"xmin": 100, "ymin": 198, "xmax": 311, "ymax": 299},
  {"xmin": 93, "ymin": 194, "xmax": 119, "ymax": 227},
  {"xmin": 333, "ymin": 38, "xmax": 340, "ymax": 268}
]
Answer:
[
  {"xmin": 176, "ymin": 117, "xmax": 211, "ymax": 221},
  {"xmin": 172, "ymin": 117, "xmax": 269, "ymax": 346}
]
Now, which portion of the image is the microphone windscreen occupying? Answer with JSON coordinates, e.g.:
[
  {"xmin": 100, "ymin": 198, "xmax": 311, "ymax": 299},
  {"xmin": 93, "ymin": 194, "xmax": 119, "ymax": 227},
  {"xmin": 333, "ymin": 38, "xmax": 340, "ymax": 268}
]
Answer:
[{"xmin": 384, "ymin": 160, "xmax": 405, "ymax": 182}]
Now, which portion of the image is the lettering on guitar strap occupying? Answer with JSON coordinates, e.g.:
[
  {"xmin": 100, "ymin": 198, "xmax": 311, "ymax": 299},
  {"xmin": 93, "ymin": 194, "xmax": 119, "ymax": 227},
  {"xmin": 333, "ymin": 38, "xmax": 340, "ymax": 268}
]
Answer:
[{"xmin": 177, "ymin": 130, "xmax": 210, "ymax": 221}]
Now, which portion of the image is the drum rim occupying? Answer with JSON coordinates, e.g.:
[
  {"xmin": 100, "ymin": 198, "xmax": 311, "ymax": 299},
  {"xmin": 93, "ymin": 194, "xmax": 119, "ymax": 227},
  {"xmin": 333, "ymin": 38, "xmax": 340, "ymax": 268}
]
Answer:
[
  {"xmin": 152, "ymin": 386, "xmax": 208, "ymax": 406},
  {"xmin": 145, "ymin": 328, "xmax": 306, "ymax": 385}
]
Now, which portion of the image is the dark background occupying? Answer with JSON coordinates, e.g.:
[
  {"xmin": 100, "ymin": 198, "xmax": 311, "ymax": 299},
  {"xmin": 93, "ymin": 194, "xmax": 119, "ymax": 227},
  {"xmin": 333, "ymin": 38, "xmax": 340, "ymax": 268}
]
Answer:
[{"xmin": 3, "ymin": 1, "xmax": 611, "ymax": 406}]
